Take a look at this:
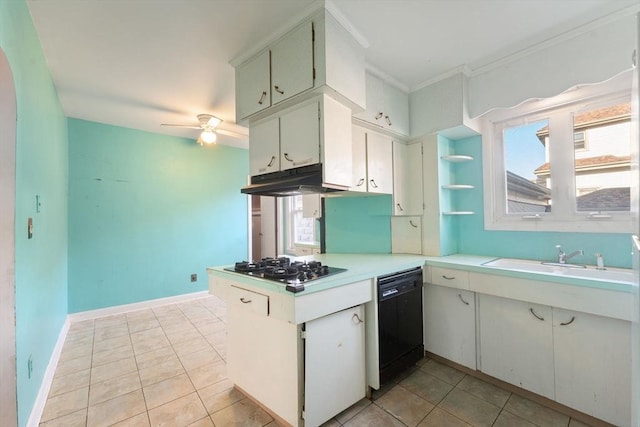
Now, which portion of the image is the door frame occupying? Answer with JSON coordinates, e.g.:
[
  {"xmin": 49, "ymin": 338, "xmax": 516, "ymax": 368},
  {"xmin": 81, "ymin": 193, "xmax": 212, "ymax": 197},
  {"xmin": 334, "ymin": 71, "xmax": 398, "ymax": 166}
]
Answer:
[{"xmin": 0, "ymin": 47, "xmax": 18, "ymax": 427}]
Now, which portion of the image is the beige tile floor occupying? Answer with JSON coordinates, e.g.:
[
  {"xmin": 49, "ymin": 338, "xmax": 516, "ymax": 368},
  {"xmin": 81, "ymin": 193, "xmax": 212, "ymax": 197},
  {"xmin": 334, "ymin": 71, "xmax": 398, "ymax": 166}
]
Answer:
[{"xmin": 41, "ymin": 295, "xmax": 596, "ymax": 427}]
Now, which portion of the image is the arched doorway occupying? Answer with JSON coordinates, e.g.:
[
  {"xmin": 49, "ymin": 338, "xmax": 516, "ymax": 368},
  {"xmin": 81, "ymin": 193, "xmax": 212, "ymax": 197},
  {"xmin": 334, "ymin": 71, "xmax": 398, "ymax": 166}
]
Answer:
[{"xmin": 0, "ymin": 47, "xmax": 18, "ymax": 427}]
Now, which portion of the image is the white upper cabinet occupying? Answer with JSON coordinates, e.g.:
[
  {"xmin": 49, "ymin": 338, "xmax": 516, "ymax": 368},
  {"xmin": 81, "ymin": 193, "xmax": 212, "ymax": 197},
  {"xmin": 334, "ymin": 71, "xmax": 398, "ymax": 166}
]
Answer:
[
  {"xmin": 393, "ymin": 141, "xmax": 423, "ymax": 216},
  {"xmin": 249, "ymin": 95, "xmax": 352, "ymax": 188},
  {"xmin": 234, "ymin": 10, "xmax": 365, "ymax": 123},
  {"xmin": 271, "ymin": 21, "xmax": 314, "ymax": 105},
  {"xmin": 350, "ymin": 125, "xmax": 392, "ymax": 194},
  {"xmin": 249, "ymin": 116, "xmax": 280, "ymax": 176},
  {"xmin": 235, "ymin": 51, "xmax": 271, "ymax": 120},
  {"xmin": 280, "ymin": 101, "xmax": 320, "ymax": 170},
  {"xmin": 354, "ymin": 72, "xmax": 410, "ymax": 136}
]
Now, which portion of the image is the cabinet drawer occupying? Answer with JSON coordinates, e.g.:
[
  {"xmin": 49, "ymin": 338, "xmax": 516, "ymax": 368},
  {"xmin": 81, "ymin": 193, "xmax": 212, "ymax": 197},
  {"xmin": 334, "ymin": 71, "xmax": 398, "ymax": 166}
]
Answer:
[
  {"xmin": 430, "ymin": 267, "xmax": 469, "ymax": 290},
  {"xmin": 230, "ymin": 285, "xmax": 269, "ymax": 317}
]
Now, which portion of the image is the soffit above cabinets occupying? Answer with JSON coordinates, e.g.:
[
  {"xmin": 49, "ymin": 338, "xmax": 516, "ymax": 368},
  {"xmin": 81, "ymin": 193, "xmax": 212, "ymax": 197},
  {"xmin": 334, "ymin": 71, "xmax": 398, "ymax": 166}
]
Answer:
[{"xmin": 26, "ymin": 0, "xmax": 639, "ymax": 148}]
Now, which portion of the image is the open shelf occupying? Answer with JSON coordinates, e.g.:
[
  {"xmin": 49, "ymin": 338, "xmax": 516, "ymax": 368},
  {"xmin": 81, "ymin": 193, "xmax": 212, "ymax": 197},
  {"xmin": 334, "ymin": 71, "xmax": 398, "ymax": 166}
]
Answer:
[
  {"xmin": 442, "ymin": 184, "xmax": 474, "ymax": 190},
  {"xmin": 442, "ymin": 211, "xmax": 475, "ymax": 216},
  {"xmin": 440, "ymin": 155, "xmax": 474, "ymax": 162}
]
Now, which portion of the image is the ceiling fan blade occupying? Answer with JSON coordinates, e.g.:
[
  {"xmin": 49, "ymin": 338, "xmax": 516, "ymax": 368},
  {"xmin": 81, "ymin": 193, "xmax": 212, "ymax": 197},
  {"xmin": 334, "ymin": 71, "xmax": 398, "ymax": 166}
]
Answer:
[
  {"xmin": 216, "ymin": 128, "xmax": 249, "ymax": 140},
  {"xmin": 161, "ymin": 123, "xmax": 202, "ymax": 129}
]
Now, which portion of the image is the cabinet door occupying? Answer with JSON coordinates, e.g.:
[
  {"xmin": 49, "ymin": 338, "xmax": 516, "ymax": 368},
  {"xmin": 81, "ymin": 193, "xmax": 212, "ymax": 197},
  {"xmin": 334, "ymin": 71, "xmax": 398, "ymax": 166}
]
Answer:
[
  {"xmin": 302, "ymin": 194, "xmax": 321, "ymax": 219},
  {"xmin": 271, "ymin": 21, "xmax": 314, "ymax": 105},
  {"xmin": 479, "ymin": 294, "xmax": 554, "ymax": 399},
  {"xmin": 249, "ymin": 117, "xmax": 280, "ymax": 176},
  {"xmin": 353, "ymin": 72, "xmax": 384, "ymax": 125},
  {"xmin": 424, "ymin": 284, "xmax": 476, "ymax": 369},
  {"xmin": 390, "ymin": 216, "xmax": 422, "ymax": 254},
  {"xmin": 553, "ymin": 308, "xmax": 631, "ymax": 426},
  {"xmin": 280, "ymin": 102, "xmax": 320, "ymax": 171},
  {"xmin": 393, "ymin": 141, "xmax": 423, "ymax": 215},
  {"xmin": 366, "ymin": 132, "xmax": 393, "ymax": 194},
  {"xmin": 383, "ymin": 82, "xmax": 410, "ymax": 135},
  {"xmin": 351, "ymin": 125, "xmax": 367, "ymax": 192},
  {"xmin": 235, "ymin": 50, "xmax": 271, "ymax": 120},
  {"xmin": 305, "ymin": 305, "xmax": 366, "ymax": 427}
]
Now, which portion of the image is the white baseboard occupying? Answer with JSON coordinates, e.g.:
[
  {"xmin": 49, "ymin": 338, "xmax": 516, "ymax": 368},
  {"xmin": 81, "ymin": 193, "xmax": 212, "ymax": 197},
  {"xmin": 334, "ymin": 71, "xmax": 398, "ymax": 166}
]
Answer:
[
  {"xmin": 26, "ymin": 317, "xmax": 70, "ymax": 427},
  {"xmin": 28, "ymin": 291, "xmax": 209, "ymax": 426},
  {"xmin": 67, "ymin": 291, "xmax": 210, "ymax": 322}
]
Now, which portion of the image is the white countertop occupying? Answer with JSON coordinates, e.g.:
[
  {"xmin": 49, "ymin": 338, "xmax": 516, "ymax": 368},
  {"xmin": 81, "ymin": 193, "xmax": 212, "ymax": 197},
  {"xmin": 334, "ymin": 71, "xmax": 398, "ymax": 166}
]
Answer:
[{"xmin": 207, "ymin": 253, "xmax": 635, "ymax": 296}]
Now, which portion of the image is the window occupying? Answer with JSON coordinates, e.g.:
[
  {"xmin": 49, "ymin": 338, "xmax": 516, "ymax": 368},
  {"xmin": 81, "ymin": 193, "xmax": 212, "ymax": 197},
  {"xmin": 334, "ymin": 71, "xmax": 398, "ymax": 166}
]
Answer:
[
  {"xmin": 283, "ymin": 195, "xmax": 319, "ymax": 254},
  {"xmin": 483, "ymin": 73, "xmax": 633, "ymax": 233}
]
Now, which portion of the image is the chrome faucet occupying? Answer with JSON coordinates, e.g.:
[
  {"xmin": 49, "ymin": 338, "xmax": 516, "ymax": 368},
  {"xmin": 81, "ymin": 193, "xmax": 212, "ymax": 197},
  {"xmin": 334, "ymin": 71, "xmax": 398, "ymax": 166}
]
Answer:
[{"xmin": 556, "ymin": 245, "xmax": 583, "ymax": 264}]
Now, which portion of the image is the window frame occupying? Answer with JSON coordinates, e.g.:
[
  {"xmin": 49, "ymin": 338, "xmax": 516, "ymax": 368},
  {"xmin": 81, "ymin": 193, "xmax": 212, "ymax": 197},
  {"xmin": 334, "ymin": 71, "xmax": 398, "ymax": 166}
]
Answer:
[{"xmin": 482, "ymin": 75, "xmax": 633, "ymax": 233}]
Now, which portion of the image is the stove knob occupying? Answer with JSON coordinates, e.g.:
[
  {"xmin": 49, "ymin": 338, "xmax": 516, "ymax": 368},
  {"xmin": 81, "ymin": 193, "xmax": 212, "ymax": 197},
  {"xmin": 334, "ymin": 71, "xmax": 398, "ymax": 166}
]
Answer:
[
  {"xmin": 306, "ymin": 271, "xmax": 314, "ymax": 279},
  {"xmin": 297, "ymin": 272, "xmax": 307, "ymax": 281}
]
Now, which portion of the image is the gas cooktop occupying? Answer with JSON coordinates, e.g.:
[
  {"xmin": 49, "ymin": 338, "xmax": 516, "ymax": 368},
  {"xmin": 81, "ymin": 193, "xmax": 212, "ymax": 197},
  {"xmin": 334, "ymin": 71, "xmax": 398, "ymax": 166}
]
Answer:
[{"xmin": 224, "ymin": 257, "xmax": 347, "ymax": 293}]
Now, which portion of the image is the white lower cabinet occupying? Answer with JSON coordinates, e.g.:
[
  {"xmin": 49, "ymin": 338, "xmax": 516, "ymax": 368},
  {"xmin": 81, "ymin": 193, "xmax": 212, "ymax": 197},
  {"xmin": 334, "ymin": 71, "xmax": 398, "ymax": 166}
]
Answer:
[
  {"xmin": 304, "ymin": 305, "xmax": 366, "ymax": 426},
  {"xmin": 478, "ymin": 294, "xmax": 555, "ymax": 399},
  {"xmin": 423, "ymin": 284, "xmax": 476, "ymax": 369},
  {"xmin": 223, "ymin": 279, "xmax": 367, "ymax": 427},
  {"xmin": 553, "ymin": 308, "xmax": 631, "ymax": 427},
  {"xmin": 478, "ymin": 292, "xmax": 631, "ymax": 426}
]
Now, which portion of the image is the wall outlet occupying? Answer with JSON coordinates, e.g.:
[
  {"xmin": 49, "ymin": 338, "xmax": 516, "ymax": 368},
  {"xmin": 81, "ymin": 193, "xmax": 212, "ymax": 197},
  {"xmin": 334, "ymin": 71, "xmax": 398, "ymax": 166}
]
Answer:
[{"xmin": 190, "ymin": 273, "xmax": 197, "ymax": 282}]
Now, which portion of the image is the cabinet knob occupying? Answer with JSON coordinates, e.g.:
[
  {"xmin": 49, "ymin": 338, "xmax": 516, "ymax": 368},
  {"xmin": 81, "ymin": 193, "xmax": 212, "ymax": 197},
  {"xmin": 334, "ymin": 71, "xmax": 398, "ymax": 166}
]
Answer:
[
  {"xmin": 274, "ymin": 85, "xmax": 285, "ymax": 95},
  {"xmin": 258, "ymin": 91, "xmax": 267, "ymax": 105}
]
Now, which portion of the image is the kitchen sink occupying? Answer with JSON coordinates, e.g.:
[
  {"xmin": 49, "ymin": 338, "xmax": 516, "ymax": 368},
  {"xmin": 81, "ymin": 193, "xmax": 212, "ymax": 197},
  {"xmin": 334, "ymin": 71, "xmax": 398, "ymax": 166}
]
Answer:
[{"xmin": 482, "ymin": 258, "xmax": 634, "ymax": 284}]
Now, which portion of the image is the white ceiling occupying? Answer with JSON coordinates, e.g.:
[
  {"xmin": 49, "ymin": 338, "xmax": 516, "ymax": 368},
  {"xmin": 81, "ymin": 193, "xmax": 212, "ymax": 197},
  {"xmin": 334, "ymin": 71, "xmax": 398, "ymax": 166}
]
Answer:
[{"xmin": 27, "ymin": 0, "xmax": 639, "ymax": 148}]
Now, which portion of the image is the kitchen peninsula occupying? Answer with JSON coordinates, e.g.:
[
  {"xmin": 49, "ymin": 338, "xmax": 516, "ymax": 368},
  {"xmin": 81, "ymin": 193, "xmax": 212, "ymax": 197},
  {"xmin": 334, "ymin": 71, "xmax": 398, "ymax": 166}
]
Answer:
[{"xmin": 207, "ymin": 253, "xmax": 426, "ymax": 427}]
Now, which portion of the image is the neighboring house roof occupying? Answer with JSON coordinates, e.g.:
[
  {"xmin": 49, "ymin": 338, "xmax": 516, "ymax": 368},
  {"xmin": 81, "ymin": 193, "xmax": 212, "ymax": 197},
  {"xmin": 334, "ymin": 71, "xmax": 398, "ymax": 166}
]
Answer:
[
  {"xmin": 534, "ymin": 155, "xmax": 631, "ymax": 175},
  {"xmin": 535, "ymin": 102, "xmax": 631, "ymax": 142},
  {"xmin": 576, "ymin": 187, "xmax": 630, "ymax": 211},
  {"xmin": 506, "ymin": 170, "xmax": 551, "ymax": 200}
]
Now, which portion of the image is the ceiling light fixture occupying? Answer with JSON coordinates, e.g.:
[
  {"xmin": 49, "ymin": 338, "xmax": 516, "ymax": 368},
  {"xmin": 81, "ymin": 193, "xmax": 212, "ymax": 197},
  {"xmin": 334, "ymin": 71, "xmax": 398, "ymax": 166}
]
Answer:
[{"xmin": 200, "ymin": 128, "xmax": 217, "ymax": 144}]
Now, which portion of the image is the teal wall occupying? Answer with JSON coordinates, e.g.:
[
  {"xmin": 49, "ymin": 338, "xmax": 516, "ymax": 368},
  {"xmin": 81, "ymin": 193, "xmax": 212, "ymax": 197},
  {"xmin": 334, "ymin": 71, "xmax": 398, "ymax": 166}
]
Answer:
[
  {"xmin": 325, "ymin": 194, "xmax": 392, "ymax": 253},
  {"xmin": 68, "ymin": 119, "xmax": 249, "ymax": 312},
  {"xmin": 0, "ymin": 1, "xmax": 69, "ymax": 425},
  {"xmin": 454, "ymin": 135, "xmax": 633, "ymax": 268}
]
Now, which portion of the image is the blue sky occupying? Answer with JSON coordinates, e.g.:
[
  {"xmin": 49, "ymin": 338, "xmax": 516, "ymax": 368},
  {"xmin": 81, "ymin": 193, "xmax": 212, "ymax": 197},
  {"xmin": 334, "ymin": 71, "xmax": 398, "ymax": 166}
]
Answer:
[{"xmin": 504, "ymin": 120, "xmax": 547, "ymax": 180}]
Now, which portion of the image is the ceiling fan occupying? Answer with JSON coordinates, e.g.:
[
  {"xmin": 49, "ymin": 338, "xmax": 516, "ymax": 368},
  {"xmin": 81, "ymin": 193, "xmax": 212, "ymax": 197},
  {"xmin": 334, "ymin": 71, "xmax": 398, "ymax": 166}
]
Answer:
[{"xmin": 161, "ymin": 114, "xmax": 247, "ymax": 145}]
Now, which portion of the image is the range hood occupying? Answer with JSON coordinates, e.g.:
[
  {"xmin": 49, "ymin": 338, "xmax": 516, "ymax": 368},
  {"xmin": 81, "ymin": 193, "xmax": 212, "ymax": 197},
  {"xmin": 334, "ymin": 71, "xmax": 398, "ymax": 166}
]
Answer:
[{"xmin": 241, "ymin": 163, "xmax": 348, "ymax": 197}]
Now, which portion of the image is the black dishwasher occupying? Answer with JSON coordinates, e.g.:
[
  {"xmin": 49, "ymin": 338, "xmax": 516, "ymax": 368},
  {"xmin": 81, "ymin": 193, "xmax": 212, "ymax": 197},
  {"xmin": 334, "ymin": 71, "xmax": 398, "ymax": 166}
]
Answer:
[{"xmin": 377, "ymin": 267, "xmax": 424, "ymax": 385}]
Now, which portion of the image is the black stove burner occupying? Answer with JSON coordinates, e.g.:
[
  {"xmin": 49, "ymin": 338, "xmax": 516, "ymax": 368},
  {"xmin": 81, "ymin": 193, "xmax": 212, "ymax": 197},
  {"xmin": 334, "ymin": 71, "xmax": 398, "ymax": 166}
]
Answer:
[{"xmin": 224, "ymin": 258, "xmax": 347, "ymax": 293}]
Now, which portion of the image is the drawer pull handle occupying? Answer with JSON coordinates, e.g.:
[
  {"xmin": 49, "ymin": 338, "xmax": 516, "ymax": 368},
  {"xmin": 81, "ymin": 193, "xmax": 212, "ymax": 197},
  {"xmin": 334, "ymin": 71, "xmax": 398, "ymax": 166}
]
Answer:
[
  {"xmin": 240, "ymin": 297, "xmax": 252, "ymax": 304},
  {"xmin": 274, "ymin": 85, "xmax": 284, "ymax": 95},
  {"xmin": 385, "ymin": 115, "xmax": 392, "ymax": 126},
  {"xmin": 258, "ymin": 90, "xmax": 267, "ymax": 105},
  {"xmin": 283, "ymin": 153, "xmax": 294, "ymax": 162},
  {"xmin": 442, "ymin": 275, "xmax": 455, "ymax": 280},
  {"xmin": 356, "ymin": 178, "xmax": 365, "ymax": 187},
  {"xmin": 457, "ymin": 294, "xmax": 469, "ymax": 305},
  {"xmin": 369, "ymin": 179, "xmax": 379, "ymax": 188},
  {"xmin": 529, "ymin": 308, "xmax": 544, "ymax": 321},
  {"xmin": 560, "ymin": 316, "xmax": 575, "ymax": 326},
  {"xmin": 409, "ymin": 220, "xmax": 418, "ymax": 228},
  {"xmin": 267, "ymin": 155, "xmax": 276, "ymax": 167},
  {"xmin": 352, "ymin": 313, "xmax": 364, "ymax": 324},
  {"xmin": 396, "ymin": 203, "xmax": 404, "ymax": 212},
  {"xmin": 374, "ymin": 112, "xmax": 384, "ymax": 120}
]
